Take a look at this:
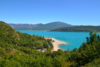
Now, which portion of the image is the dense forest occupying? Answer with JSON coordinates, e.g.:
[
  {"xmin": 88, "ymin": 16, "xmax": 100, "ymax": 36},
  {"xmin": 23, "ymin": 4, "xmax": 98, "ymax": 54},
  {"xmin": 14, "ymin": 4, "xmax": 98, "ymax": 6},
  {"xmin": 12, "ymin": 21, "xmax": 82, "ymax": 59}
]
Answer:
[
  {"xmin": 52, "ymin": 26, "xmax": 100, "ymax": 32},
  {"xmin": 0, "ymin": 21, "xmax": 100, "ymax": 67}
]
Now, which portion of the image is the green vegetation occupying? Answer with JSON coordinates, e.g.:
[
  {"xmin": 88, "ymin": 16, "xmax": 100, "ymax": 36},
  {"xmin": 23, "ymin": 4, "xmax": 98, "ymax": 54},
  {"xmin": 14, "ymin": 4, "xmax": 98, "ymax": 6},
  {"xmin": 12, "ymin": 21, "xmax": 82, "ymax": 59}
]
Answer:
[
  {"xmin": 0, "ymin": 21, "xmax": 100, "ymax": 67},
  {"xmin": 52, "ymin": 26, "xmax": 100, "ymax": 32},
  {"xmin": 0, "ymin": 21, "xmax": 53, "ymax": 50}
]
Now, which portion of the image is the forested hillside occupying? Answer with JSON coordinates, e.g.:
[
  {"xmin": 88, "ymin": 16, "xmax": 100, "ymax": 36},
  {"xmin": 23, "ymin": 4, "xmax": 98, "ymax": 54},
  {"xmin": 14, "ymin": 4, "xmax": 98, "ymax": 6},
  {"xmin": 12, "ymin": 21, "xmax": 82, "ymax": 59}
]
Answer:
[
  {"xmin": 0, "ymin": 21, "xmax": 53, "ymax": 50},
  {"xmin": 0, "ymin": 21, "xmax": 100, "ymax": 67},
  {"xmin": 52, "ymin": 26, "xmax": 100, "ymax": 32}
]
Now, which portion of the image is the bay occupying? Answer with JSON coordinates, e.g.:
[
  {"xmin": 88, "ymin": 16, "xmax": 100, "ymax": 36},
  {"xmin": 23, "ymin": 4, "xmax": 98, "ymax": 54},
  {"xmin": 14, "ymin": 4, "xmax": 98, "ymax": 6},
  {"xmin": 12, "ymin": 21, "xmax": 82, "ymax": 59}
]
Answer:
[{"xmin": 18, "ymin": 30, "xmax": 89, "ymax": 50}]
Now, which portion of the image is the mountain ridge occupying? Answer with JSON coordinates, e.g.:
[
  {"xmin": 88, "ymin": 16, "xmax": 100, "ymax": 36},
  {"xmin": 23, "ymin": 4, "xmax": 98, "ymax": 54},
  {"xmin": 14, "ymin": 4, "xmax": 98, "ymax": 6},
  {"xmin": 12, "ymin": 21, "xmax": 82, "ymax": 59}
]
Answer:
[
  {"xmin": 9, "ymin": 21, "xmax": 72, "ymax": 30},
  {"xmin": 52, "ymin": 26, "xmax": 100, "ymax": 32}
]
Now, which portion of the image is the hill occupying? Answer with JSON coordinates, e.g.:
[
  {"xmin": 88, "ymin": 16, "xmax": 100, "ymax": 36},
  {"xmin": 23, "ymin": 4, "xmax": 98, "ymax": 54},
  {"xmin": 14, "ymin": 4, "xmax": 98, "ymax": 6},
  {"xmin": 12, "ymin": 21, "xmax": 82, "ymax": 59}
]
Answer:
[
  {"xmin": 9, "ymin": 21, "xmax": 72, "ymax": 30},
  {"xmin": 0, "ymin": 21, "xmax": 53, "ymax": 49},
  {"xmin": 52, "ymin": 26, "xmax": 100, "ymax": 32},
  {"xmin": 0, "ymin": 21, "xmax": 20, "ymax": 40}
]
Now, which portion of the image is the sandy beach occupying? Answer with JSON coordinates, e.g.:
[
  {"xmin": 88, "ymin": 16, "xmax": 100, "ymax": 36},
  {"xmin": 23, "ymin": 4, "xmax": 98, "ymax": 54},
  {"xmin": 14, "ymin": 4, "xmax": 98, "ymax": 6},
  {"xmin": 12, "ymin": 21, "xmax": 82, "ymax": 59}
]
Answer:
[{"xmin": 45, "ymin": 37, "xmax": 67, "ymax": 51}]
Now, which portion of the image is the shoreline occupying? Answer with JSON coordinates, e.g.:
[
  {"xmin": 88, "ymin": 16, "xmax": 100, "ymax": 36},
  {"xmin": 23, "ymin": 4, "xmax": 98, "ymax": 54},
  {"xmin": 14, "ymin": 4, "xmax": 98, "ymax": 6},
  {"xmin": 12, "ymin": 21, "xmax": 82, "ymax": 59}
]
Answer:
[{"xmin": 45, "ymin": 37, "xmax": 67, "ymax": 51}]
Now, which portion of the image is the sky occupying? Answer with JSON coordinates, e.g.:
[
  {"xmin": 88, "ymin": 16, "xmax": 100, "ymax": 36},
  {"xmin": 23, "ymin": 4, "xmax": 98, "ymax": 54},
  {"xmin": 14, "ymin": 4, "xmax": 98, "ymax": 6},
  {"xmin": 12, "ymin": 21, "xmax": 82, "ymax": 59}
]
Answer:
[{"xmin": 0, "ymin": 0, "xmax": 100, "ymax": 25}]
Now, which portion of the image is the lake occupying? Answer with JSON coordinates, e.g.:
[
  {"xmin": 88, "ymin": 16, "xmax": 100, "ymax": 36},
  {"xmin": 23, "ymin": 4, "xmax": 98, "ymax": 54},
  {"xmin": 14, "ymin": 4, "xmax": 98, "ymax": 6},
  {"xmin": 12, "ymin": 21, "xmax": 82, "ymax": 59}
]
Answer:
[{"xmin": 18, "ymin": 30, "xmax": 89, "ymax": 50}]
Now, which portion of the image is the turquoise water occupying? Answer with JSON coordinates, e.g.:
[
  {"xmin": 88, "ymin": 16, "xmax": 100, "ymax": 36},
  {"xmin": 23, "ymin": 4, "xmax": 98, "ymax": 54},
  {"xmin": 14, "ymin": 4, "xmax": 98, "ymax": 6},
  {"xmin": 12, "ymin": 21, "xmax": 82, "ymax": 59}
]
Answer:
[{"xmin": 18, "ymin": 30, "xmax": 89, "ymax": 50}]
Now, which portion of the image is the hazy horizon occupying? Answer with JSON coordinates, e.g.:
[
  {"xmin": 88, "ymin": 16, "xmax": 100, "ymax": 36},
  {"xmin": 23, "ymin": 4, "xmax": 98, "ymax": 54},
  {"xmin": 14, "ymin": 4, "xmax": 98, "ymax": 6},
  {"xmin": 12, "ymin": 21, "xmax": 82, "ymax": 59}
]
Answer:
[
  {"xmin": 0, "ymin": 0, "xmax": 100, "ymax": 25},
  {"xmin": 7, "ymin": 21, "xmax": 100, "ymax": 26}
]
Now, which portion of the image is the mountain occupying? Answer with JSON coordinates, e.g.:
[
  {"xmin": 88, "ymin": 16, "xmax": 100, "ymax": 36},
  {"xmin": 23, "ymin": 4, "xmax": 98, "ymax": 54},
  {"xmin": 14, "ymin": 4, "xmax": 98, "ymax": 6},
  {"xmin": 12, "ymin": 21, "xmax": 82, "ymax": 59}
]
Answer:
[
  {"xmin": 9, "ymin": 22, "xmax": 72, "ymax": 30},
  {"xmin": 52, "ymin": 26, "xmax": 100, "ymax": 32},
  {"xmin": 45, "ymin": 22, "xmax": 71, "ymax": 27}
]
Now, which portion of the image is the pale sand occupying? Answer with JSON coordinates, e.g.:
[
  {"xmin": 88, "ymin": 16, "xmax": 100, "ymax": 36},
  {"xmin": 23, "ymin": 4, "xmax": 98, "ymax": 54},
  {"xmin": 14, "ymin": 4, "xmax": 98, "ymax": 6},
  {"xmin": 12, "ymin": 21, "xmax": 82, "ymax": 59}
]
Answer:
[{"xmin": 45, "ymin": 37, "xmax": 67, "ymax": 51}]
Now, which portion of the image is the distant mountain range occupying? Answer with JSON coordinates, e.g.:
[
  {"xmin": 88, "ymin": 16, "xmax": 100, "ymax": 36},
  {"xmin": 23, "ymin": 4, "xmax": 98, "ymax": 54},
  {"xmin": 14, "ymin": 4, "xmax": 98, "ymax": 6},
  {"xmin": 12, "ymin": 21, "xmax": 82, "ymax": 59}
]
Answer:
[
  {"xmin": 9, "ymin": 22, "xmax": 72, "ymax": 30},
  {"xmin": 9, "ymin": 22, "xmax": 100, "ymax": 32}
]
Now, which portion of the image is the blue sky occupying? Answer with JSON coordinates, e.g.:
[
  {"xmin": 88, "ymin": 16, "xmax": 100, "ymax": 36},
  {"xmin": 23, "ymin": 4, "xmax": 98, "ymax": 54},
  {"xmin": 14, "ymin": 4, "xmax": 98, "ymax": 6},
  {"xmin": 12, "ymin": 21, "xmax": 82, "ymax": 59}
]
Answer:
[{"xmin": 0, "ymin": 0, "xmax": 100, "ymax": 25}]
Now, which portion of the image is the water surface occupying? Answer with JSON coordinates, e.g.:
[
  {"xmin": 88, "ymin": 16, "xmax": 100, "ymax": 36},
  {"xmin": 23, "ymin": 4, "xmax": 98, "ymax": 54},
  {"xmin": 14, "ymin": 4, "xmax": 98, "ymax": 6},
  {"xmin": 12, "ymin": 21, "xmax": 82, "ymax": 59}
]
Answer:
[{"xmin": 18, "ymin": 30, "xmax": 89, "ymax": 50}]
